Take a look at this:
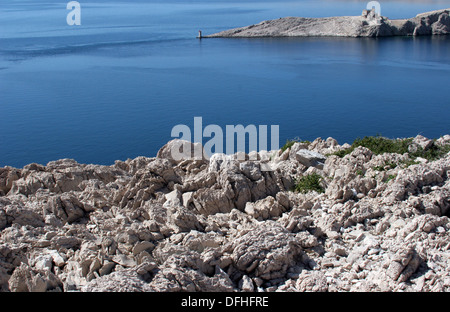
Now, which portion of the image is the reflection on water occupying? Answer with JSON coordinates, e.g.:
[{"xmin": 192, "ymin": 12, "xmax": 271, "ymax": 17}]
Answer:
[{"xmin": 0, "ymin": 0, "xmax": 449, "ymax": 167}]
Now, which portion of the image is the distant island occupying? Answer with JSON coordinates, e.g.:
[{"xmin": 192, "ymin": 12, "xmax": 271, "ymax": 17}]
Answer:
[{"xmin": 206, "ymin": 8, "xmax": 450, "ymax": 38}]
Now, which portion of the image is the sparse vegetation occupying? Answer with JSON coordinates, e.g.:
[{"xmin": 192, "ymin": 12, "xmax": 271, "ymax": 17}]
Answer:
[
  {"xmin": 372, "ymin": 162, "xmax": 397, "ymax": 172},
  {"xmin": 280, "ymin": 138, "xmax": 311, "ymax": 153},
  {"xmin": 400, "ymin": 159, "xmax": 420, "ymax": 168},
  {"xmin": 332, "ymin": 135, "xmax": 412, "ymax": 157},
  {"xmin": 372, "ymin": 165, "xmax": 384, "ymax": 171},
  {"xmin": 410, "ymin": 143, "xmax": 450, "ymax": 161},
  {"xmin": 293, "ymin": 173, "xmax": 325, "ymax": 194},
  {"xmin": 386, "ymin": 174, "xmax": 397, "ymax": 182},
  {"xmin": 280, "ymin": 139, "xmax": 297, "ymax": 153},
  {"xmin": 332, "ymin": 135, "xmax": 450, "ymax": 162}
]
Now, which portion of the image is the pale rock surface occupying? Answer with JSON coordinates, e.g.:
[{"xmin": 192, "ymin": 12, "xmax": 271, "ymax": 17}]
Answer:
[
  {"xmin": 1, "ymin": 134, "xmax": 449, "ymax": 292},
  {"xmin": 207, "ymin": 9, "xmax": 450, "ymax": 38}
]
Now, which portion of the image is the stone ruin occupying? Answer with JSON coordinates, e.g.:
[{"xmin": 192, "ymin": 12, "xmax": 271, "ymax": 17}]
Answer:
[{"xmin": 362, "ymin": 8, "xmax": 378, "ymax": 20}]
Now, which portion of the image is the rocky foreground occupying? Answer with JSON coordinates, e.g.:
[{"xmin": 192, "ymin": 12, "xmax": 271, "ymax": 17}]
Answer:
[
  {"xmin": 206, "ymin": 8, "xmax": 450, "ymax": 38},
  {"xmin": 1, "ymin": 134, "xmax": 450, "ymax": 292}
]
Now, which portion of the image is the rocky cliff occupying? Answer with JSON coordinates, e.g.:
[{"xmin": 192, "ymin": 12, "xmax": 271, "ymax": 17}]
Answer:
[
  {"xmin": 1, "ymin": 134, "xmax": 450, "ymax": 292},
  {"xmin": 206, "ymin": 9, "xmax": 450, "ymax": 38}
]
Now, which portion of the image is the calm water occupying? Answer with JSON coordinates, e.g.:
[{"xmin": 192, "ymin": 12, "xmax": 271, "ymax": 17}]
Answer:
[{"xmin": 1, "ymin": 0, "xmax": 450, "ymax": 168}]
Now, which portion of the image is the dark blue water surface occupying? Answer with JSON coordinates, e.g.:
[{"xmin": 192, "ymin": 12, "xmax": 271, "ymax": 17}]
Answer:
[{"xmin": 1, "ymin": 0, "xmax": 449, "ymax": 167}]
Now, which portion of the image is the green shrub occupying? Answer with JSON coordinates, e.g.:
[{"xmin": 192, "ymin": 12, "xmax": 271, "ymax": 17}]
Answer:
[
  {"xmin": 400, "ymin": 159, "xmax": 420, "ymax": 168},
  {"xmin": 281, "ymin": 138, "xmax": 311, "ymax": 153},
  {"xmin": 372, "ymin": 165, "xmax": 384, "ymax": 171},
  {"xmin": 332, "ymin": 135, "xmax": 450, "ymax": 162},
  {"xmin": 410, "ymin": 143, "xmax": 450, "ymax": 161},
  {"xmin": 372, "ymin": 162, "xmax": 397, "ymax": 172},
  {"xmin": 333, "ymin": 135, "xmax": 412, "ymax": 157},
  {"xmin": 386, "ymin": 174, "xmax": 397, "ymax": 182},
  {"xmin": 332, "ymin": 149, "xmax": 350, "ymax": 158},
  {"xmin": 281, "ymin": 139, "xmax": 297, "ymax": 153},
  {"xmin": 293, "ymin": 174, "xmax": 325, "ymax": 194}
]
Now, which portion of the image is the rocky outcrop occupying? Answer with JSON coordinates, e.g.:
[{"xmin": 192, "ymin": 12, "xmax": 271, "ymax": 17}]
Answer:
[
  {"xmin": 206, "ymin": 9, "xmax": 450, "ymax": 38},
  {"xmin": 0, "ymin": 134, "xmax": 450, "ymax": 292}
]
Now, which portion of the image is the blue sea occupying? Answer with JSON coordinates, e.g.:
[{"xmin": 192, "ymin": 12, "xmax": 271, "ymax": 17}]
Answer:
[{"xmin": 1, "ymin": 0, "xmax": 449, "ymax": 168}]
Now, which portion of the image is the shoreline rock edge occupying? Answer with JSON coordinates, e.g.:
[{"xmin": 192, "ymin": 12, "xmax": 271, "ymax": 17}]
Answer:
[
  {"xmin": 1, "ymin": 134, "xmax": 450, "ymax": 292},
  {"xmin": 206, "ymin": 8, "xmax": 450, "ymax": 38}
]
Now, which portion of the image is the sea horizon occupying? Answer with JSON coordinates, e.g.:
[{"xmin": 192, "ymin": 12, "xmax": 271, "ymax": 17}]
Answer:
[{"xmin": 1, "ymin": 0, "xmax": 449, "ymax": 168}]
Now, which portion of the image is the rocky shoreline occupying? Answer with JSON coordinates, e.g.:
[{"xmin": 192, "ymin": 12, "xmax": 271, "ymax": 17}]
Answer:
[
  {"xmin": 1, "ymin": 134, "xmax": 450, "ymax": 292},
  {"xmin": 206, "ymin": 8, "xmax": 450, "ymax": 38}
]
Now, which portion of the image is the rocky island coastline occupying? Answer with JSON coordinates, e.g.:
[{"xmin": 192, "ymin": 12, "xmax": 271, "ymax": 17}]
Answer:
[
  {"xmin": 1, "ymin": 134, "xmax": 450, "ymax": 292},
  {"xmin": 206, "ymin": 8, "xmax": 450, "ymax": 38}
]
